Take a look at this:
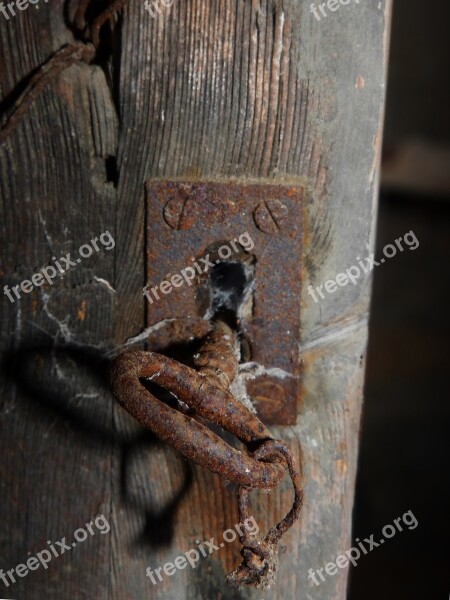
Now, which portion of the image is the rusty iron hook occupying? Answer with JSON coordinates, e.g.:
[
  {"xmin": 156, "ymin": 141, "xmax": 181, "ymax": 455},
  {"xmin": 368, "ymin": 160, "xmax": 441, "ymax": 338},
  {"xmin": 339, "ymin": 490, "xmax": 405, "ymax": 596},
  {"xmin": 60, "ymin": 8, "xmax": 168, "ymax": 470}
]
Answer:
[{"xmin": 111, "ymin": 319, "xmax": 302, "ymax": 588}]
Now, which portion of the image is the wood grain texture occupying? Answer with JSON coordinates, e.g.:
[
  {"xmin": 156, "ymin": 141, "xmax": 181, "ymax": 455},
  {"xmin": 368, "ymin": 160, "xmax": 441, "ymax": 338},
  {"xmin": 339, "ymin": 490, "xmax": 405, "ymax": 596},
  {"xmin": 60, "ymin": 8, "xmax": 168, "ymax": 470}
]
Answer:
[
  {"xmin": 0, "ymin": 0, "xmax": 391, "ymax": 598},
  {"xmin": 0, "ymin": 2, "xmax": 117, "ymax": 598}
]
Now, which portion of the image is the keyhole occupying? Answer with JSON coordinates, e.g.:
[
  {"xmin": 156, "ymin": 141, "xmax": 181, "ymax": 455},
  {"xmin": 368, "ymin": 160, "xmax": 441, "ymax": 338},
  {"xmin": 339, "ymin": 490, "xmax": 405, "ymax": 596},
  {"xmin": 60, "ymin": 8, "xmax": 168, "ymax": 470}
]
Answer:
[{"xmin": 209, "ymin": 261, "xmax": 249, "ymax": 326}]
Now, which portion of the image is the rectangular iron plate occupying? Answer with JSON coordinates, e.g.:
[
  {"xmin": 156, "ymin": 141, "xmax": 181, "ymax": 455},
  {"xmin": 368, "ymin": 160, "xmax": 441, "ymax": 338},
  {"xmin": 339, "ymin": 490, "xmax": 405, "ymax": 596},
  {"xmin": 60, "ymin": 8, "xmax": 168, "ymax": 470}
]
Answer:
[{"xmin": 145, "ymin": 180, "xmax": 304, "ymax": 425}]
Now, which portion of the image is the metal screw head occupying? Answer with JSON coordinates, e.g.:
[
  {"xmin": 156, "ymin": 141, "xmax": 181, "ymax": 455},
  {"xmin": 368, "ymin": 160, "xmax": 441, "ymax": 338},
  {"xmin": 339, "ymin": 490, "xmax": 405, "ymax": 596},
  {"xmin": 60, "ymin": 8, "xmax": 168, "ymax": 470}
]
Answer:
[
  {"xmin": 163, "ymin": 185, "xmax": 234, "ymax": 230},
  {"xmin": 163, "ymin": 197, "xmax": 185, "ymax": 230},
  {"xmin": 247, "ymin": 378, "xmax": 286, "ymax": 413},
  {"xmin": 253, "ymin": 200, "xmax": 288, "ymax": 233},
  {"xmin": 163, "ymin": 186, "xmax": 194, "ymax": 229}
]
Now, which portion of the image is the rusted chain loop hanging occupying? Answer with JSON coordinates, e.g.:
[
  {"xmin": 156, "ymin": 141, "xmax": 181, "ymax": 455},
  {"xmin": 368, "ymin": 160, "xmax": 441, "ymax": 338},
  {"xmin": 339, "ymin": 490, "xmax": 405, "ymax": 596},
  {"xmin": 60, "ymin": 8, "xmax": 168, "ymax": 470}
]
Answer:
[
  {"xmin": 111, "ymin": 319, "xmax": 303, "ymax": 588},
  {"xmin": 226, "ymin": 439, "xmax": 303, "ymax": 589},
  {"xmin": 0, "ymin": 0, "xmax": 131, "ymax": 147},
  {"xmin": 110, "ymin": 348, "xmax": 287, "ymax": 489}
]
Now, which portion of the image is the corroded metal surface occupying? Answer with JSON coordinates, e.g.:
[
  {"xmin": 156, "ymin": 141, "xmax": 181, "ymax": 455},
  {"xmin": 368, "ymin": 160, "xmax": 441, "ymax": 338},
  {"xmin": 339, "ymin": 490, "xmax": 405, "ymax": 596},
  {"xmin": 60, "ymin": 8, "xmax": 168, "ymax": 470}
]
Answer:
[
  {"xmin": 145, "ymin": 179, "xmax": 304, "ymax": 424},
  {"xmin": 111, "ymin": 319, "xmax": 303, "ymax": 588},
  {"xmin": 111, "ymin": 321, "xmax": 286, "ymax": 488},
  {"xmin": 227, "ymin": 439, "xmax": 303, "ymax": 589}
]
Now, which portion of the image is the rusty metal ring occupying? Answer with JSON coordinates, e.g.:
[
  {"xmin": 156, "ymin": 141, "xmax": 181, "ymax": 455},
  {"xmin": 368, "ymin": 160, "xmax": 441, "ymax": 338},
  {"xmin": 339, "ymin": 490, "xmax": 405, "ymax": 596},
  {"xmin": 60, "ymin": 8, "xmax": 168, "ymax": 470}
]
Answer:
[
  {"xmin": 226, "ymin": 439, "xmax": 303, "ymax": 588},
  {"xmin": 237, "ymin": 440, "xmax": 302, "ymax": 546},
  {"xmin": 111, "ymin": 350, "xmax": 286, "ymax": 489},
  {"xmin": 111, "ymin": 320, "xmax": 303, "ymax": 589},
  {"xmin": 250, "ymin": 439, "xmax": 303, "ymax": 546}
]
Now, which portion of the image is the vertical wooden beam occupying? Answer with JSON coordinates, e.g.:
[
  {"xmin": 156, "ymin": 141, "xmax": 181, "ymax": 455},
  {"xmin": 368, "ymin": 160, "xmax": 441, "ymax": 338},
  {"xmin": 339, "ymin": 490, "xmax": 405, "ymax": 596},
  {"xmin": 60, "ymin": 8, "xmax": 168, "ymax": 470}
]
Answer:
[
  {"xmin": 0, "ymin": 2, "xmax": 117, "ymax": 598},
  {"xmin": 0, "ymin": 0, "xmax": 391, "ymax": 598},
  {"xmin": 111, "ymin": 1, "xmax": 392, "ymax": 599}
]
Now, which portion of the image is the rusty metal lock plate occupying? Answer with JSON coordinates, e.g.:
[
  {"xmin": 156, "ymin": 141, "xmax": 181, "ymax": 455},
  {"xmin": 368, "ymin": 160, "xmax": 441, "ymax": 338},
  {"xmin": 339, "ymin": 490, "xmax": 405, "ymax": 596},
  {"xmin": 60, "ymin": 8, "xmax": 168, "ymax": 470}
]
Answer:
[{"xmin": 145, "ymin": 180, "xmax": 304, "ymax": 425}]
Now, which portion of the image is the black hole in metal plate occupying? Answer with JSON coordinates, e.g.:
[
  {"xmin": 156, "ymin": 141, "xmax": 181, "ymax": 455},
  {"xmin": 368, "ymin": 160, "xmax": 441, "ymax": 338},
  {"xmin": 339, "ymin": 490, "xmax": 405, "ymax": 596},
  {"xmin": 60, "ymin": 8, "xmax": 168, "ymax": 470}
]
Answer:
[
  {"xmin": 210, "ymin": 261, "xmax": 248, "ymax": 324},
  {"xmin": 207, "ymin": 259, "xmax": 255, "ymax": 360},
  {"xmin": 196, "ymin": 242, "xmax": 255, "ymax": 325}
]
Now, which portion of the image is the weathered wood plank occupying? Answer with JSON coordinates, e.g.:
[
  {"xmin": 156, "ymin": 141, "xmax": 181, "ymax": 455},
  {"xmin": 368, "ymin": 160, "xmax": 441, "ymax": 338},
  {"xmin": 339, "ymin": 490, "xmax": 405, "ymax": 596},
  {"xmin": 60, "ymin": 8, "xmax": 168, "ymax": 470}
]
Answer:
[
  {"xmin": 1, "ymin": 0, "xmax": 391, "ymax": 598},
  {"xmin": 111, "ymin": 1, "xmax": 391, "ymax": 599},
  {"xmin": 0, "ymin": 3, "xmax": 117, "ymax": 598}
]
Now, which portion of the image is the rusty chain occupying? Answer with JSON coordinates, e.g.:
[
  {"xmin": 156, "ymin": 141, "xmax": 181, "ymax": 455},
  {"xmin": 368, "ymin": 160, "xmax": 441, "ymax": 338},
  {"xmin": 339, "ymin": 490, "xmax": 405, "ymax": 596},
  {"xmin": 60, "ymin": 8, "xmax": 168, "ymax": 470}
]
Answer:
[{"xmin": 111, "ymin": 320, "xmax": 302, "ymax": 589}]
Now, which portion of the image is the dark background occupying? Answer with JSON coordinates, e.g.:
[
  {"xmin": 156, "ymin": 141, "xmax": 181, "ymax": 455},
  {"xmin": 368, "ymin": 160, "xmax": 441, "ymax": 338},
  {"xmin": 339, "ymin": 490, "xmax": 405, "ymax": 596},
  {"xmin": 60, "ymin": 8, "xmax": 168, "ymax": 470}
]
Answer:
[{"xmin": 350, "ymin": 0, "xmax": 450, "ymax": 598}]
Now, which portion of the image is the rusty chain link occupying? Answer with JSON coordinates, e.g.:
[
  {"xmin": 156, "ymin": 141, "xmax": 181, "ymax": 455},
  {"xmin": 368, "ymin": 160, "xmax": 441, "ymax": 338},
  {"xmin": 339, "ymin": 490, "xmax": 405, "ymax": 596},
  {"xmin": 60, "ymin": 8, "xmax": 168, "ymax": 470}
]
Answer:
[
  {"xmin": 228, "ymin": 440, "xmax": 303, "ymax": 588},
  {"xmin": 111, "ymin": 320, "xmax": 302, "ymax": 589}
]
